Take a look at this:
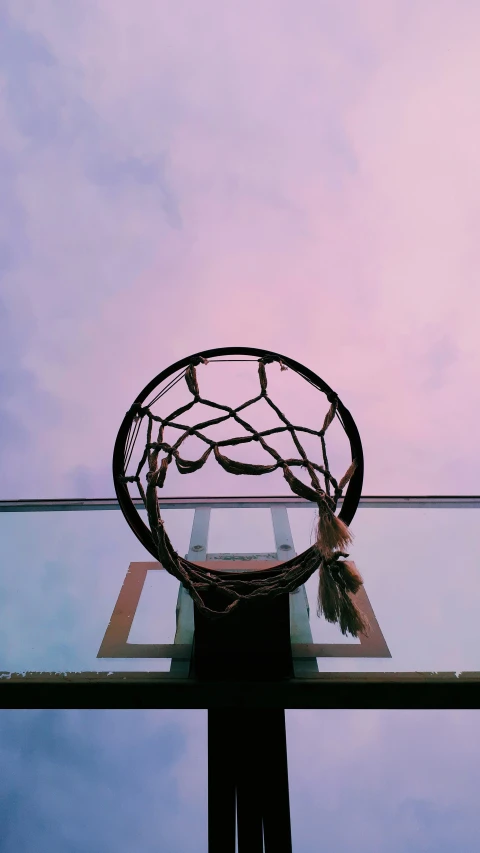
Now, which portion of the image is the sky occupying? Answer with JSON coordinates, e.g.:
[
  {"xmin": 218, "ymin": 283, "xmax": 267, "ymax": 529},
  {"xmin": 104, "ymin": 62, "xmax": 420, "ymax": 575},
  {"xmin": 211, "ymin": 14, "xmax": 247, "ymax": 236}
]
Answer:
[{"xmin": 1, "ymin": 0, "xmax": 480, "ymax": 850}]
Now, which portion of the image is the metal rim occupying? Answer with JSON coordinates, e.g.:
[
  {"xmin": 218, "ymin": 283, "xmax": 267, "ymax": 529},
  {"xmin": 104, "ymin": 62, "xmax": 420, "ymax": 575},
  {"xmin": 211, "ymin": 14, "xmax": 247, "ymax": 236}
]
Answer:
[{"xmin": 112, "ymin": 347, "xmax": 364, "ymax": 568}]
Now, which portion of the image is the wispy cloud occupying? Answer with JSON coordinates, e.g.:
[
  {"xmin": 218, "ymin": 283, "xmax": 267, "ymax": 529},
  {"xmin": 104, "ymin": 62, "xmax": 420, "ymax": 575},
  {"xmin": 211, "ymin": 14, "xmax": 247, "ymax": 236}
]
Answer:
[{"xmin": 2, "ymin": 0, "xmax": 480, "ymax": 497}]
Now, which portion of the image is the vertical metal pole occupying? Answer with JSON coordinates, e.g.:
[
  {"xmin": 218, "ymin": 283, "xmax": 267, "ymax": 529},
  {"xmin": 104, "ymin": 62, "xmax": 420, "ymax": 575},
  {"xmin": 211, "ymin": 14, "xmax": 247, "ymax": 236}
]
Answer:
[
  {"xmin": 209, "ymin": 709, "xmax": 292, "ymax": 853},
  {"xmin": 171, "ymin": 508, "xmax": 210, "ymax": 676},
  {"xmin": 208, "ymin": 710, "xmax": 236, "ymax": 853},
  {"xmin": 270, "ymin": 506, "xmax": 296, "ymax": 562},
  {"xmin": 271, "ymin": 506, "xmax": 318, "ymax": 674},
  {"xmin": 261, "ymin": 709, "xmax": 293, "ymax": 853},
  {"xmin": 236, "ymin": 710, "xmax": 264, "ymax": 853},
  {"xmin": 187, "ymin": 508, "xmax": 211, "ymax": 562},
  {"xmin": 204, "ymin": 507, "xmax": 293, "ymax": 851}
]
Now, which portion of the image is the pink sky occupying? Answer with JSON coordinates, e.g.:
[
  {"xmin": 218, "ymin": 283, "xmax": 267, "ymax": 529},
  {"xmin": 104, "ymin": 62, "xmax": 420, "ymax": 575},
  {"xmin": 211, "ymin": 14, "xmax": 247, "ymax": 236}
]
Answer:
[{"xmin": 2, "ymin": 0, "xmax": 480, "ymax": 497}]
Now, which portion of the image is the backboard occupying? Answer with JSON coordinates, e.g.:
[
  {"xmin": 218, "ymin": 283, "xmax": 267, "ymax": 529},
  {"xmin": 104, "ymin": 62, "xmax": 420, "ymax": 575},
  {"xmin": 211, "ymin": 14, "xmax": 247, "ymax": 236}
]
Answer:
[{"xmin": 1, "ymin": 495, "xmax": 479, "ymax": 708}]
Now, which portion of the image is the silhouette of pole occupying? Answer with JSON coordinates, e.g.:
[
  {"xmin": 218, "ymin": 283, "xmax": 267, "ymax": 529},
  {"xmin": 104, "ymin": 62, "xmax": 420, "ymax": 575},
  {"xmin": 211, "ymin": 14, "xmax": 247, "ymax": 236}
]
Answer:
[
  {"xmin": 208, "ymin": 708, "xmax": 292, "ymax": 852},
  {"xmin": 195, "ymin": 579, "xmax": 293, "ymax": 852}
]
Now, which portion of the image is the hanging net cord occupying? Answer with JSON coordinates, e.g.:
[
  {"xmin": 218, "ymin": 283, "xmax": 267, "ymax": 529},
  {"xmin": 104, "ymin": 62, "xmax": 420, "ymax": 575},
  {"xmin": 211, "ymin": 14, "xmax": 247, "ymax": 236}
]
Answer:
[{"xmin": 119, "ymin": 356, "xmax": 369, "ymax": 636}]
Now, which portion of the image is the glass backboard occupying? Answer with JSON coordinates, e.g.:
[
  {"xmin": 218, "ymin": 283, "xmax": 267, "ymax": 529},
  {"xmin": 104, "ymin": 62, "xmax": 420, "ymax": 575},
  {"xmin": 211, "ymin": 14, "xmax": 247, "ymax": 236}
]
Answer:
[{"xmin": 0, "ymin": 496, "xmax": 478, "ymax": 707}]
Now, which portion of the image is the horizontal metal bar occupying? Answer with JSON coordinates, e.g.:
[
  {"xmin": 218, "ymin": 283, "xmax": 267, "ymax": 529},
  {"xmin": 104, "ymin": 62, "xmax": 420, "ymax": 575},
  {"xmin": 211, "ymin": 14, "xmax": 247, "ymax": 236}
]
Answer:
[
  {"xmin": 291, "ymin": 643, "xmax": 389, "ymax": 659},
  {"xmin": 2, "ymin": 671, "xmax": 478, "ymax": 682},
  {"xmin": 1, "ymin": 672, "xmax": 479, "ymax": 709},
  {"xmin": 205, "ymin": 553, "xmax": 278, "ymax": 561},
  {"xmin": 1, "ymin": 496, "xmax": 480, "ymax": 512},
  {"xmin": 96, "ymin": 643, "xmax": 191, "ymax": 659}
]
